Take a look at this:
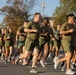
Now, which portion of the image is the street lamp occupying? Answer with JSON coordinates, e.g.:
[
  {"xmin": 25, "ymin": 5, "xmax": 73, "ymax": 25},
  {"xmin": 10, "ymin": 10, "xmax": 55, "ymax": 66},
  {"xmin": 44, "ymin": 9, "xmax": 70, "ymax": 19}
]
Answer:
[{"xmin": 41, "ymin": 0, "xmax": 45, "ymax": 18}]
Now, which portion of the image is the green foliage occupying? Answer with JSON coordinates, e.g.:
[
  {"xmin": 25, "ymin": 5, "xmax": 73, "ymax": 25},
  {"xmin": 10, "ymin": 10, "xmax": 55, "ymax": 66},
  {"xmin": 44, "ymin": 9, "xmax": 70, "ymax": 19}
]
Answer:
[
  {"xmin": 0, "ymin": 0, "xmax": 37, "ymax": 32},
  {"xmin": 52, "ymin": 0, "xmax": 76, "ymax": 26}
]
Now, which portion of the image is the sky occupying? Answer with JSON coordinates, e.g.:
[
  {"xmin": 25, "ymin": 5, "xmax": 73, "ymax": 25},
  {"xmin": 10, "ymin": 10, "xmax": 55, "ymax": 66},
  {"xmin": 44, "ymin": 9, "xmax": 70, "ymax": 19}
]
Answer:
[{"xmin": 0, "ymin": 0, "xmax": 60, "ymax": 23}]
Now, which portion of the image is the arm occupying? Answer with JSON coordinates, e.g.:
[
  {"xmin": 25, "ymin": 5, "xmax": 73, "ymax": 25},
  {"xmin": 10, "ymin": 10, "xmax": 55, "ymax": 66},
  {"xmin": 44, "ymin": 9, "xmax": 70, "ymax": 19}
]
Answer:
[
  {"xmin": 24, "ymin": 28, "xmax": 37, "ymax": 33},
  {"xmin": 24, "ymin": 21, "xmax": 37, "ymax": 33},
  {"xmin": 16, "ymin": 30, "xmax": 22, "ymax": 35},
  {"xmin": 4, "ymin": 35, "xmax": 10, "ymax": 41},
  {"xmin": 16, "ymin": 31, "xmax": 19, "ymax": 42},
  {"xmin": 60, "ymin": 29, "xmax": 74, "ymax": 35},
  {"xmin": 60, "ymin": 23, "xmax": 74, "ymax": 35},
  {"xmin": 40, "ymin": 32, "xmax": 48, "ymax": 36},
  {"xmin": 19, "ymin": 32, "xmax": 26, "ymax": 36}
]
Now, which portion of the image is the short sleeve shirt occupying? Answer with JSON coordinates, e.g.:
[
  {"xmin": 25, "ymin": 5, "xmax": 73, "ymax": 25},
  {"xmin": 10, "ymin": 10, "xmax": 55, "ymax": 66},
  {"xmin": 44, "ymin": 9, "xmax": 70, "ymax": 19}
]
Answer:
[
  {"xmin": 25, "ymin": 21, "xmax": 41, "ymax": 40},
  {"xmin": 60, "ymin": 22, "xmax": 76, "ymax": 42},
  {"xmin": 18, "ymin": 26, "xmax": 26, "ymax": 42},
  {"xmin": 40, "ymin": 24, "xmax": 53, "ymax": 40}
]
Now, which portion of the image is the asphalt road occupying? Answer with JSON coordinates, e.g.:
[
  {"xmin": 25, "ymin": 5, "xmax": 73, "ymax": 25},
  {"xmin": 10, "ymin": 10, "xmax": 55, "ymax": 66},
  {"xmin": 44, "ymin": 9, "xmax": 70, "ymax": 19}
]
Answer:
[{"xmin": 0, "ymin": 51, "xmax": 76, "ymax": 75}]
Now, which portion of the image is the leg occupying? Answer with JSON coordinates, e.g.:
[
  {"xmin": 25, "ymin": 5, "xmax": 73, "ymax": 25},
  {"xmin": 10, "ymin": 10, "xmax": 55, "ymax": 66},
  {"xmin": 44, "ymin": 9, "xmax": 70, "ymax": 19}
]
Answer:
[
  {"xmin": 55, "ymin": 47, "xmax": 59, "ymax": 57},
  {"xmin": 38, "ymin": 50, "xmax": 42, "ymax": 61},
  {"xmin": 9, "ymin": 46, "xmax": 13, "ymax": 57},
  {"xmin": 43, "ymin": 43, "xmax": 49, "ymax": 62},
  {"xmin": 32, "ymin": 48, "xmax": 39, "ymax": 68},
  {"xmin": 5, "ymin": 47, "xmax": 9, "ymax": 58},
  {"xmin": 19, "ymin": 50, "xmax": 30, "ymax": 59}
]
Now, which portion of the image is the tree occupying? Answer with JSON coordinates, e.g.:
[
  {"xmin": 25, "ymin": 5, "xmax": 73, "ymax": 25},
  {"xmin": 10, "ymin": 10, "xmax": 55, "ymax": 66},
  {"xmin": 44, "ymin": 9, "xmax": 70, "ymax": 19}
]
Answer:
[
  {"xmin": 0, "ymin": 0, "xmax": 37, "ymax": 31},
  {"xmin": 52, "ymin": 0, "xmax": 76, "ymax": 27}
]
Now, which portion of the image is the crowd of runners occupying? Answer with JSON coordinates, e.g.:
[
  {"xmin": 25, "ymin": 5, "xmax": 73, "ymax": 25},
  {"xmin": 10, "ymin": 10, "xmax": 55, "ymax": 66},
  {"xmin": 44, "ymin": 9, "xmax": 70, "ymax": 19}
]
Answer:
[{"xmin": 0, "ymin": 13, "xmax": 76, "ymax": 74}]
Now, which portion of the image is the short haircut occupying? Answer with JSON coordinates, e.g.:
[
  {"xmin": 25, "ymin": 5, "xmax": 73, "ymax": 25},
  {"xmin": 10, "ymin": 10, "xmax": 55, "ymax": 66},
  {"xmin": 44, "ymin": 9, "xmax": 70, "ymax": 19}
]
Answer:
[
  {"xmin": 67, "ymin": 14, "xmax": 74, "ymax": 18},
  {"xmin": 43, "ymin": 17, "xmax": 49, "ymax": 22},
  {"xmin": 24, "ymin": 20, "xmax": 29, "ymax": 22},
  {"xmin": 34, "ymin": 13, "xmax": 41, "ymax": 17},
  {"xmin": 43, "ymin": 17, "xmax": 49, "ymax": 20}
]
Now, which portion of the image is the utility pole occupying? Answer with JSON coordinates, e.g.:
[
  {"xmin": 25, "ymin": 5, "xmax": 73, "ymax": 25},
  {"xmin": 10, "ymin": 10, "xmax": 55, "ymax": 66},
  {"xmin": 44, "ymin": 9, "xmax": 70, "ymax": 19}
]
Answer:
[{"xmin": 41, "ymin": 0, "xmax": 45, "ymax": 18}]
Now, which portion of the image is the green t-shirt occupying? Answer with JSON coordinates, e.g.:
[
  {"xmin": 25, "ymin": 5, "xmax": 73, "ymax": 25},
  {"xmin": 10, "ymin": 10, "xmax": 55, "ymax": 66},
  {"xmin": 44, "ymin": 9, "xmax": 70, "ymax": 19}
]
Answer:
[
  {"xmin": 60, "ymin": 22, "xmax": 76, "ymax": 42},
  {"xmin": 4, "ymin": 33, "xmax": 10, "ymax": 43},
  {"xmin": 0, "ymin": 40, "xmax": 2, "ymax": 46},
  {"xmin": 25, "ymin": 21, "xmax": 41, "ymax": 40},
  {"xmin": 18, "ymin": 26, "xmax": 26, "ymax": 42},
  {"xmin": 9, "ymin": 32, "xmax": 15, "ymax": 43},
  {"xmin": 53, "ymin": 28, "xmax": 60, "ymax": 40},
  {"xmin": 2, "ymin": 34, "xmax": 5, "ymax": 45},
  {"xmin": 40, "ymin": 25, "xmax": 53, "ymax": 40},
  {"xmin": 0, "ymin": 35, "xmax": 2, "ymax": 46}
]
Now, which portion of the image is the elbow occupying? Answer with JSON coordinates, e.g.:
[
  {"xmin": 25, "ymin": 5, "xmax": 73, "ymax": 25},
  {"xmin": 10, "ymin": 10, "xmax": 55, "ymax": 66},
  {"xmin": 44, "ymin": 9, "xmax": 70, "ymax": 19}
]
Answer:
[
  {"xmin": 60, "ymin": 31, "xmax": 62, "ymax": 35},
  {"xmin": 24, "ymin": 29, "xmax": 27, "ymax": 32}
]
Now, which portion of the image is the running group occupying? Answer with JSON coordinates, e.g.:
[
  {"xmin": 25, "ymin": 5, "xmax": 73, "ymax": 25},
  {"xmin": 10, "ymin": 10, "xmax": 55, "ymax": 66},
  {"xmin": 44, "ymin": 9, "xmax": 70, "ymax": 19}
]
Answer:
[{"xmin": 0, "ymin": 13, "xmax": 76, "ymax": 74}]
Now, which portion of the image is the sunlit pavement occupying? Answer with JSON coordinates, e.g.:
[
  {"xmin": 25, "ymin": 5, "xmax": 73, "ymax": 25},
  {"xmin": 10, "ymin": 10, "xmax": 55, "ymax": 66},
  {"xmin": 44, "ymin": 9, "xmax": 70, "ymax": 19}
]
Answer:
[{"xmin": 0, "ymin": 50, "xmax": 76, "ymax": 75}]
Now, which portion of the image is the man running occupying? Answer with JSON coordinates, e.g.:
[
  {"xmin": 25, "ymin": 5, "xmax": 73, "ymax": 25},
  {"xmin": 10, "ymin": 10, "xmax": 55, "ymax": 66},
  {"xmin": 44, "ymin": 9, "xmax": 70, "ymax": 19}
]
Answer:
[
  {"xmin": 54, "ymin": 14, "xmax": 76, "ymax": 74},
  {"xmin": 39, "ymin": 17, "xmax": 53, "ymax": 67},
  {"xmin": 15, "ymin": 13, "xmax": 41, "ymax": 73}
]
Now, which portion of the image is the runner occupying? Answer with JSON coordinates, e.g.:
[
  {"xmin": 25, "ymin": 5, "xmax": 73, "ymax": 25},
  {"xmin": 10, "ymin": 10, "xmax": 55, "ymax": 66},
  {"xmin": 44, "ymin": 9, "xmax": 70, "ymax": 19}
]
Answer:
[
  {"xmin": 15, "ymin": 13, "xmax": 41, "ymax": 73},
  {"xmin": 0, "ymin": 28, "xmax": 6, "ymax": 60},
  {"xmin": 54, "ymin": 14, "xmax": 76, "ymax": 74},
  {"xmin": 12, "ymin": 20, "xmax": 28, "ymax": 64},
  {"xmin": 8, "ymin": 27, "xmax": 15, "ymax": 62},
  {"xmin": 71, "ymin": 19, "xmax": 76, "ymax": 69},
  {"xmin": 53, "ymin": 24, "xmax": 61, "ymax": 63},
  {"xmin": 0, "ymin": 34, "xmax": 3, "ymax": 56},
  {"xmin": 4, "ymin": 29, "xmax": 10, "ymax": 63},
  {"xmin": 39, "ymin": 17, "xmax": 53, "ymax": 67}
]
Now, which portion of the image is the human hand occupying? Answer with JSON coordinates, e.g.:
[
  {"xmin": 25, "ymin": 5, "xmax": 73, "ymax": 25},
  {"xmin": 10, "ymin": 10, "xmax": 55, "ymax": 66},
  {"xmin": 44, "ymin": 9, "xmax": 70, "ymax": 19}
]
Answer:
[
  {"xmin": 33, "ymin": 29, "xmax": 38, "ymax": 33},
  {"xmin": 69, "ymin": 29, "xmax": 74, "ymax": 33},
  {"xmin": 44, "ymin": 32, "xmax": 49, "ymax": 36}
]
